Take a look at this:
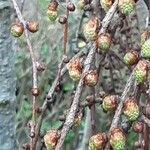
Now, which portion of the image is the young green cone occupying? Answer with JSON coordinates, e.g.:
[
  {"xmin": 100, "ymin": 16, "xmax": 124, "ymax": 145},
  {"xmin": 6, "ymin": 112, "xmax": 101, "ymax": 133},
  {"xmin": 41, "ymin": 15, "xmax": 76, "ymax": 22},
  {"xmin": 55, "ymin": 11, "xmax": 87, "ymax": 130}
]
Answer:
[
  {"xmin": 98, "ymin": 33, "xmax": 111, "ymax": 53},
  {"xmin": 141, "ymin": 39, "xmax": 150, "ymax": 58},
  {"xmin": 67, "ymin": 57, "xmax": 82, "ymax": 81},
  {"xmin": 83, "ymin": 17, "xmax": 99, "ymax": 41},
  {"xmin": 123, "ymin": 50, "xmax": 139, "ymax": 65},
  {"xmin": 109, "ymin": 128, "xmax": 126, "ymax": 150},
  {"xmin": 102, "ymin": 95, "xmax": 118, "ymax": 112},
  {"xmin": 68, "ymin": 69, "xmax": 81, "ymax": 81},
  {"xmin": 44, "ymin": 129, "xmax": 60, "ymax": 150},
  {"xmin": 47, "ymin": 1, "xmax": 58, "ymax": 22},
  {"xmin": 123, "ymin": 98, "xmax": 139, "ymax": 121},
  {"xmin": 118, "ymin": 0, "xmax": 135, "ymax": 15},
  {"xmin": 10, "ymin": 22, "xmax": 24, "ymax": 37},
  {"xmin": 133, "ymin": 60, "xmax": 148, "ymax": 84},
  {"xmin": 89, "ymin": 133, "xmax": 106, "ymax": 150},
  {"xmin": 84, "ymin": 70, "xmax": 98, "ymax": 86}
]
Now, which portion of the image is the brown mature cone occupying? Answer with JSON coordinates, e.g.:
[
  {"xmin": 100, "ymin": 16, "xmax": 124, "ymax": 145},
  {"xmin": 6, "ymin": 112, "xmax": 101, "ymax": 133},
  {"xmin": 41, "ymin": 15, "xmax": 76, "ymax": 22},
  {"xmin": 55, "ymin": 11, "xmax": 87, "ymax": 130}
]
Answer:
[
  {"xmin": 109, "ymin": 128, "xmax": 126, "ymax": 150},
  {"xmin": 36, "ymin": 62, "xmax": 46, "ymax": 72},
  {"xmin": 67, "ymin": 2, "xmax": 76, "ymax": 11},
  {"xmin": 123, "ymin": 98, "xmax": 139, "ymax": 121},
  {"xmin": 123, "ymin": 50, "xmax": 139, "ymax": 65},
  {"xmin": 68, "ymin": 69, "xmax": 81, "ymax": 81},
  {"xmin": 89, "ymin": 132, "xmax": 107, "ymax": 150},
  {"xmin": 67, "ymin": 57, "xmax": 82, "ymax": 81},
  {"xmin": 10, "ymin": 22, "xmax": 24, "ymax": 37},
  {"xmin": 132, "ymin": 121, "xmax": 144, "ymax": 133},
  {"xmin": 84, "ymin": 70, "xmax": 98, "ymax": 86},
  {"xmin": 102, "ymin": 95, "xmax": 118, "ymax": 112},
  {"xmin": 58, "ymin": 15, "xmax": 67, "ymax": 24},
  {"xmin": 26, "ymin": 21, "xmax": 39, "ymax": 33},
  {"xmin": 44, "ymin": 129, "xmax": 60, "ymax": 150},
  {"xmin": 97, "ymin": 33, "xmax": 111, "ymax": 52}
]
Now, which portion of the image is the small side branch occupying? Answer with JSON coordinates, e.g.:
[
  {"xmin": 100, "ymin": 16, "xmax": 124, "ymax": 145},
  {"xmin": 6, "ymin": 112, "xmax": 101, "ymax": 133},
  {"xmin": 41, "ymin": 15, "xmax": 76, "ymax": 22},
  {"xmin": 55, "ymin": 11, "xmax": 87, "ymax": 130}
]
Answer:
[{"xmin": 110, "ymin": 73, "xmax": 134, "ymax": 129}]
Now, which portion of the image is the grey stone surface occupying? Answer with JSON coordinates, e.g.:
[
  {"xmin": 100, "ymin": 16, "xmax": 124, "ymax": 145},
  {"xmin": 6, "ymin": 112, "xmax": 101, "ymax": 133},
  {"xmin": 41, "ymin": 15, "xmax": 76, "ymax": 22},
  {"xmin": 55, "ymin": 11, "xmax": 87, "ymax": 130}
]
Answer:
[
  {"xmin": 136, "ymin": 0, "xmax": 149, "ymax": 32},
  {"xmin": 0, "ymin": 1, "xmax": 17, "ymax": 149}
]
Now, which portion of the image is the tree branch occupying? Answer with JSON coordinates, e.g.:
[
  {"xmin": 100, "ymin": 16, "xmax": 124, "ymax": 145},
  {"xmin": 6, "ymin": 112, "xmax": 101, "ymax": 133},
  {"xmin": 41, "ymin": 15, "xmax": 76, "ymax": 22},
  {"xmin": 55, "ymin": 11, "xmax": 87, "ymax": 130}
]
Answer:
[
  {"xmin": 55, "ymin": 1, "xmax": 119, "ymax": 149},
  {"xmin": 33, "ymin": 49, "xmax": 86, "ymax": 149}
]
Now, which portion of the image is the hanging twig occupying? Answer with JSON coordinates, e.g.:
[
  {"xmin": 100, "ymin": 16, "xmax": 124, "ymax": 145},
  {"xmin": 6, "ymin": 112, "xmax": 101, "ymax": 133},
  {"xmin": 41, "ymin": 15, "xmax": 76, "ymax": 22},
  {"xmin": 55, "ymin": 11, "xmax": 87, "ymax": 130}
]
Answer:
[
  {"xmin": 11, "ymin": 0, "xmax": 38, "ymax": 149},
  {"xmin": 63, "ymin": 0, "xmax": 69, "ymax": 55}
]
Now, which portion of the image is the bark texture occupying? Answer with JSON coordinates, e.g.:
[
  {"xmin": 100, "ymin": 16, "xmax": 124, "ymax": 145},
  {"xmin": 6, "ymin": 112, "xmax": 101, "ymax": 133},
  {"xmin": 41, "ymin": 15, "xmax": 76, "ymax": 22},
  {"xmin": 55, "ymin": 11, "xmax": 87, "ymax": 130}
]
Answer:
[{"xmin": 0, "ymin": 1, "xmax": 17, "ymax": 149}]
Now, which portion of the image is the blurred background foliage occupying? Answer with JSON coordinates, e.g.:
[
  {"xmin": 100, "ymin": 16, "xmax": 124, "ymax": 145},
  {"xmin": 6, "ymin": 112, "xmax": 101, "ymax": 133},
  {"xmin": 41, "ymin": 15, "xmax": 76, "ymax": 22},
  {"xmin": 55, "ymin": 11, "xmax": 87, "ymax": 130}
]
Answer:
[{"xmin": 14, "ymin": 0, "xmax": 149, "ymax": 149}]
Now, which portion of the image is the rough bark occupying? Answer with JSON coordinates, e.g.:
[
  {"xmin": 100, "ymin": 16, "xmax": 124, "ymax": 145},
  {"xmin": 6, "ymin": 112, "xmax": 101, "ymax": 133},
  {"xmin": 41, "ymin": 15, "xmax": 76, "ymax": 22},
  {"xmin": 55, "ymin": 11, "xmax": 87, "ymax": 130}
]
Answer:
[{"xmin": 0, "ymin": 1, "xmax": 17, "ymax": 149}]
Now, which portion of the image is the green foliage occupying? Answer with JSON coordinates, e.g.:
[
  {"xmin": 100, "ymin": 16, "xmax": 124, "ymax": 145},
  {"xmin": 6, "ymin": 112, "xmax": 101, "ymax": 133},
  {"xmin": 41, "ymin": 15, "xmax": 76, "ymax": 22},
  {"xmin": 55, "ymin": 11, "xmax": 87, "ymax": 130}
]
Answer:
[
  {"xmin": 51, "ymin": 120, "xmax": 62, "ymax": 128},
  {"xmin": 16, "ymin": 100, "xmax": 31, "ymax": 120},
  {"xmin": 64, "ymin": 130, "xmax": 75, "ymax": 144},
  {"xmin": 38, "ymin": 0, "xmax": 49, "ymax": 10},
  {"xmin": 127, "ymin": 130, "xmax": 138, "ymax": 149},
  {"xmin": 40, "ymin": 43, "xmax": 49, "ymax": 58},
  {"xmin": 62, "ymin": 81, "xmax": 74, "ymax": 92}
]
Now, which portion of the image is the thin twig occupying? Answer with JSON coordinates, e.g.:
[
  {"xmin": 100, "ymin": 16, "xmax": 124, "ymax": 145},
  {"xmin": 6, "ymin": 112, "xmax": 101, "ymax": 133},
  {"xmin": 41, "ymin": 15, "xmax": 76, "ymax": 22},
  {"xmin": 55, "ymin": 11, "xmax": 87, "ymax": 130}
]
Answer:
[
  {"xmin": 33, "ymin": 50, "xmax": 86, "ymax": 148},
  {"xmin": 110, "ymin": 73, "xmax": 134, "ymax": 129},
  {"xmin": 32, "ymin": 57, "xmax": 65, "ymax": 149},
  {"xmin": 11, "ymin": 0, "xmax": 38, "ymax": 89},
  {"xmin": 11, "ymin": 1, "xmax": 38, "ymax": 149},
  {"xmin": 64, "ymin": 0, "xmax": 69, "ymax": 55}
]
